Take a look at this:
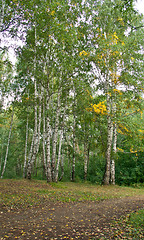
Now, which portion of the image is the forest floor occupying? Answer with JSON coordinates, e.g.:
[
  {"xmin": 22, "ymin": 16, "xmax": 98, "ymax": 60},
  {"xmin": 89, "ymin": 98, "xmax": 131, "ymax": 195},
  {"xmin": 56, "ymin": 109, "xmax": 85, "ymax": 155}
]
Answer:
[{"xmin": 0, "ymin": 179, "xmax": 144, "ymax": 240}]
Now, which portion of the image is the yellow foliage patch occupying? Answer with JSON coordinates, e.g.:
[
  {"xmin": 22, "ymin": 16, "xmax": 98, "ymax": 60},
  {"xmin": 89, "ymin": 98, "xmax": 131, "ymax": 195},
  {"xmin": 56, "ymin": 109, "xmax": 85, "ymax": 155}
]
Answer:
[
  {"xmin": 118, "ymin": 124, "xmax": 129, "ymax": 134},
  {"xmin": 51, "ymin": 10, "xmax": 55, "ymax": 16},
  {"xmin": 138, "ymin": 129, "xmax": 144, "ymax": 133},
  {"xmin": 130, "ymin": 148, "xmax": 137, "ymax": 153},
  {"xmin": 92, "ymin": 101, "xmax": 107, "ymax": 115},
  {"xmin": 113, "ymin": 89, "xmax": 122, "ymax": 95},
  {"xmin": 117, "ymin": 147, "xmax": 124, "ymax": 152},
  {"xmin": 79, "ymin": 50, "xmax": 89, "ymax": 57}
]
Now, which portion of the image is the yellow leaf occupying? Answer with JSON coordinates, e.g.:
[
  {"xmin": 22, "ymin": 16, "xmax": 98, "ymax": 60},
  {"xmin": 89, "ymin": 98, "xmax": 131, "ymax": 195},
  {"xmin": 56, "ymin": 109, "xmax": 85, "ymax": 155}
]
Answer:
[
  {"xmin": 113, "ymin": 32, "xmax": 119, "ymax": 39},
  {"xmin": 79, "ymin": 50, "xmax": 89, "ymax": 57},
  {"xmin": 51, "ymin": 10, "xmax": 55, "ymax": 16}
]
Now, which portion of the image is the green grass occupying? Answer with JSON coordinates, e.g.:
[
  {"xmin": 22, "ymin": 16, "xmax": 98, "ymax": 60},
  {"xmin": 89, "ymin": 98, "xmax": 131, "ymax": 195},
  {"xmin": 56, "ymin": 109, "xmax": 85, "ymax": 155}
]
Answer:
[
  {"xmin": 0, "ymin": 179, "xmax": 144, "ymax": 210},
  {"xmin": 0, "ymin": 179, "xmax": 144, "ymax": 239},
  {"xmin": 129, "ymin": 209, "xmax": 144, "ymax": 228},
  {"xmin": 110, "ymin": 209, "xmax": 144, "ymax": 239}
]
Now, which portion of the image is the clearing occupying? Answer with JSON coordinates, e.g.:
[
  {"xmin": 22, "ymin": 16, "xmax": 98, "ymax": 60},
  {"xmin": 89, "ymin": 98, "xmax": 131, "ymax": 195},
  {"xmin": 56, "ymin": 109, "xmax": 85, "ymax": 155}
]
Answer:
[{"xmin": 0, "ymin": 180, "xmax": 144, "ymax": 239}]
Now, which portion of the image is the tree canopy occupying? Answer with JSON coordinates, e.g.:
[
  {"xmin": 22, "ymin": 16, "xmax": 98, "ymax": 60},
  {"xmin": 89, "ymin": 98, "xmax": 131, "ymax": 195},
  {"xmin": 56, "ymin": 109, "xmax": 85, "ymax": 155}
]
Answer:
[{"xmin": 0, "ymin": 0, "xmax": 144, "ymax": 185}]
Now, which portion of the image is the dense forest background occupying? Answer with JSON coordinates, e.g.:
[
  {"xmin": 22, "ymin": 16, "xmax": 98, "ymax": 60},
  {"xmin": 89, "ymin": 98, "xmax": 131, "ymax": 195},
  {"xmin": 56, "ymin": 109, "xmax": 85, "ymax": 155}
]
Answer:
[{"xmin": 0, "ymin": 0, "xmax": 144, "ymax": 185}]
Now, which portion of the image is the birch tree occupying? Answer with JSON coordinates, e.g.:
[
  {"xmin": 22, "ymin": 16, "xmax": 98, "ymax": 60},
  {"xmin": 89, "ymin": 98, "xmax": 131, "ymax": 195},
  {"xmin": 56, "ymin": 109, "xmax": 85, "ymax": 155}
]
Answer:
[
  {"xmin": 89, "ymin": 0, "xmax": 144, "ymax": 184},
  {"xmin": 1, "ymin": 106, "xmax": 14, "ymax": 178}
]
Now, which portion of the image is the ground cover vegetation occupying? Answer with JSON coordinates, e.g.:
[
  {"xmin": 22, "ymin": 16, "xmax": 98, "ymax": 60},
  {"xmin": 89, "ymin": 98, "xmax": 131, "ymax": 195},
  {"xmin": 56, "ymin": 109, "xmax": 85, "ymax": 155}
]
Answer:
[
  {"xmin": 0, "ymin": 180, "xmax": 144, "ymax": 239},
  {"xmin": 0, "ymin": 0, "xmax": 144, "ymax": 185}
]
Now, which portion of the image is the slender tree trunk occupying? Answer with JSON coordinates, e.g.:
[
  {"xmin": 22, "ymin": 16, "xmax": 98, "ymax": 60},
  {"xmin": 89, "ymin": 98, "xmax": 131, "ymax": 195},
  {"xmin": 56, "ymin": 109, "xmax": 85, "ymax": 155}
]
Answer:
[
  {"xmin": 72, "ymin": 102, "xmax": 76, "ymax": 182},
  {"xmin": 51, "ymin": 89, "xmax": 61, "ymax": 181},
  {"xmin": 110, "ymin": 96, "xmax": 117, "ymax": 185},
  {"xmin": 111, "ymin": 122, "xmax": 117, "ymax": 184},
  {"xmin": 27, "ymin": 23, "xmax": 38, "ymax": 180},
  {"xmin": 42, "ymin": 98, "xmax": 47, "ymax": 177},
  {"xmin": 0, "ymin": 135, "xmax": 4, "ymax": 173},
  {"xmin": 27, "ymin": 85, "xmax": 42, "ymax": 179},
  {"xmin": 55, "ymin": 130, "xmax": 63, "ymax": 182},
  {"xmin": 110, "ymin": 79, "xmax": 117, "ymax": 185},
  {"xmin": 46, "ymin": 114, "xmax": 52, "ymax": 182},
  {"xmin": 103, "ymin": 113, "xmax": 113, "ymax": 185},
  {"xmin": 59, "ymin": 148, "xmax": 64, "ymax": 181},
  {"xmin": 23, "ymin": 115, "xmax": 28, "ymax": 178},
  {"xmin": 84, "ymin": 142, "xmax": 88, "ymax": 181},
  {"xmin": 1, "ymin": 107, "xmax": 14, "ymax": 178},
  {"xmin": 27, "ymin": 81, "xmax": 38, "ymax": 179},
  {"xmin": 84, "ymin": 128, "xmax": 88, "ymax": 181},
  {"xmin": 103, "ymin": 78, "xmax": 113, "ymax": 185},
  {"xmin": 55, "ymin": 103, "xmax": 66, "ymax": 182},
  {"xmin": 46, "ymin": 82, "xmax": 52, "ymax": 182}
]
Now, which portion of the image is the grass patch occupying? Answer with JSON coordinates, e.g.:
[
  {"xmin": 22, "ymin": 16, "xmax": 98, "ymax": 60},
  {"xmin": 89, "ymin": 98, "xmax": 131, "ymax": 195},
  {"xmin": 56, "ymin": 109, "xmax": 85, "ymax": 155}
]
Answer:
[
  {"xmin": 130, "ymin": 209, "xmax": 144, "ymax": 228},
  {"xmin": 0, "ymin": 179, "xmax": 144, "ymax": 210},
  {"xmin": 111, "ymin": 209, "xmax": 144, "ymax": 239}
]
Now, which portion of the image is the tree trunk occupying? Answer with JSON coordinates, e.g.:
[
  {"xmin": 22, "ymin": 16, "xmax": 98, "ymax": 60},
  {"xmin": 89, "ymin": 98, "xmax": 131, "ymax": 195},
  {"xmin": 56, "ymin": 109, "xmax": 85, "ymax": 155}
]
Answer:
[
  {"xmin": 51, "ymin": 89, "xmax": 61, "ymax": 181},
  {"xmin": 111, "ymin": 122, "xmax": 117, "ymax": 185},
  {"xmin": 110, "ymin": 83, "xmax": 117, "ymax": 185},
  {"xmin": 55, "ymin": 104, "xmax": 66, "ymax": 182},
  {"xmin": 72, "ymin": 104, "xmax": 76, "ymax": 182},
  {"xmin": 59, "ymin": 148, "xmax": 64, "ymax": 181},
  {"xmin": 46, "ymin": 83, "xmax": 52, "ymax": 182},
  {"xmin": 84, "ymin": 133, "xmax": 88, "ymax": 181},
  {"xmin": 55, "ymin": 130, "xmax": 63, "ymax": 182},
  {"xmin": 27, "ymin": 82, "xmax": 39, "ymax": 179},
  {"xmin": 23, "ymin": 115, "xmax": 28, "ymax": 178},
  {"xmin": 103, "ymin": 82, "xmax": 113, "ymax": 185},
  {"xmin": 1, "ymin": 107, "xmax": 14, "ymax": 178},
  {"xmin": 27, "ymin": 24, "xmax": 38, "ymax": 180},
  {"xmin": 42, "ymin": 98, "xmax": 47, "ymax": 177}
]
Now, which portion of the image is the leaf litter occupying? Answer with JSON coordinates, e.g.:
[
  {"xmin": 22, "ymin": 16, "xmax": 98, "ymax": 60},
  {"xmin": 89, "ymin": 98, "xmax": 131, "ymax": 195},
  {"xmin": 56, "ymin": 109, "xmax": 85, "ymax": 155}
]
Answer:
[{"xmin": 0, "ymin": 179, "xmax": 144, "ymax": 239}]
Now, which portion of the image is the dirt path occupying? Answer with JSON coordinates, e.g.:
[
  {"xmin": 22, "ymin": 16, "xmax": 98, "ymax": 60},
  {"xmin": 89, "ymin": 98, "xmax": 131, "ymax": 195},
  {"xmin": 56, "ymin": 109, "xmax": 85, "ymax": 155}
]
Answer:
[{"xmin": 0, "ymin": 195, "xmax": 144, "ymax": 240}]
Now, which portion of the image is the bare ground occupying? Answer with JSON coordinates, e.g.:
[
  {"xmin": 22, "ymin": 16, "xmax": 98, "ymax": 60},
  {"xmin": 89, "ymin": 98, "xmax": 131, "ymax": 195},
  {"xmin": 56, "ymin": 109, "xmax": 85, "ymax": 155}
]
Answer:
[{"xmin": 0, "ymin": 195, "xmax": 144, "ymax": 239}]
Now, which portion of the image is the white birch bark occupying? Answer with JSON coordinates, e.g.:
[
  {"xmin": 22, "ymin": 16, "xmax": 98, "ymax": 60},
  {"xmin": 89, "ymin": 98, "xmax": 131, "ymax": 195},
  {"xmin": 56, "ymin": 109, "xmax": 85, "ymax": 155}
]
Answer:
[
  {"xmin": 42, "ymin": 98, "xmax": 47, "ymax": 177},
  {"xmin": 31, "ymin": 92, "xmax": 42, "ymax": 170},
  {"xmin": 111, "ymin": 96, "xmax": 117, "ymax": 185},
  {"xmin": 110, "ymin": 76, "xmax": 117, "ymax": 185},
  {"xmin": 46, "ymin": 84, "xmax": 52, "ymax": 182},
  {"xmin": 51, "ymin": 89, "xmax": 61, "ymax": 181},
  {"xmin": 84, "ymin": 134, "xmax": 88, "ymax": 181},
  {"xmin": 27, "ymin": 79, "xmax": 38, "ymax": 179},
  {"xmin": 72, "ymin": 87, "xmax": 76, "ymax": 182},
  {"xmin": 111, "ymin": 122, "xmax": 117, "ymax": 185},
  {"xmin": 103, "ymin": 76, "xmax": 113, "ymax": 185},
  {"xmin": 23, "ymin": 115, "xmax": 28, "ymax": 178},
  {"xmin": 72, "ymin": 117, "xmax": 76, "ymax": 182},
  {"xmin": 55, "ymin": 130, "xmax": 63, "ymax": 182},
  {"xmin": 1, "ymin": 107, "xmax": 14, "ymax": 178},
  {"xmin": 55, "ymin": 102, "xmax": 67, "ymax": 182},
  {"xmin": 59, "ymin": 147, "xmax": 64, "ymax": 181},
  {"xmin": 27, "ymin": 23, "xmax": 38, "ymax": 179}
]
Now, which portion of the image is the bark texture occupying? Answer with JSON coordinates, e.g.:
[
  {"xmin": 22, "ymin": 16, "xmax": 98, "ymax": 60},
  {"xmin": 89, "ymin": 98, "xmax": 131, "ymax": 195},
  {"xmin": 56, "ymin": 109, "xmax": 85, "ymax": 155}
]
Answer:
[
  {"xmin": 23, "ymin": 115, "xmax": 28, "ymax": 178},
  {"xmin": 1, "ymin": 107, "xmax": 14, "ymax": 179}
]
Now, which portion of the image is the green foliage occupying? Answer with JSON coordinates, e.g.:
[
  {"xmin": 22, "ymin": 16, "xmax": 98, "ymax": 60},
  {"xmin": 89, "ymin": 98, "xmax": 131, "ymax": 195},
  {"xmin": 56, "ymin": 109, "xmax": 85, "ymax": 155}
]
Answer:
[
  {"xmin": 87, "ymin": 155, "xmax": 105, "ymax": 184},
  {"xmin": 0, "ymin": 0, "xmax": 144, "ymax": 185},
  {"xmin": 116, "ymin": 153, "xmax": 144, "ymax": 185}
]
